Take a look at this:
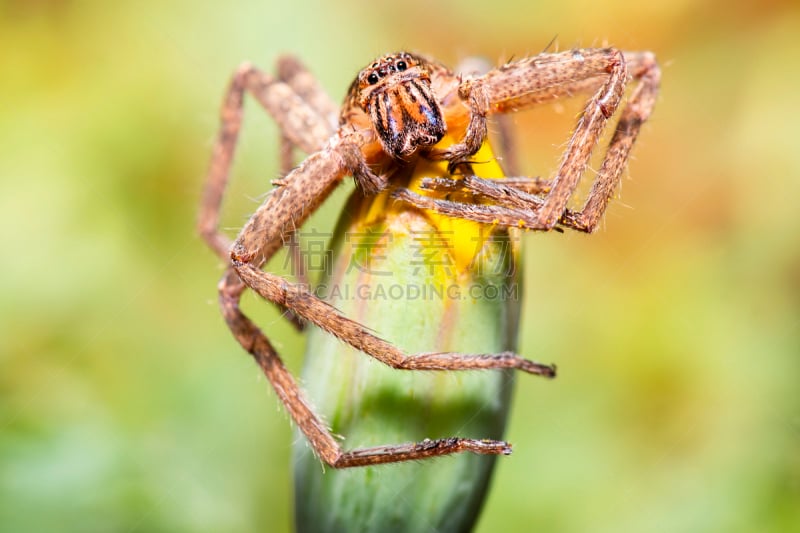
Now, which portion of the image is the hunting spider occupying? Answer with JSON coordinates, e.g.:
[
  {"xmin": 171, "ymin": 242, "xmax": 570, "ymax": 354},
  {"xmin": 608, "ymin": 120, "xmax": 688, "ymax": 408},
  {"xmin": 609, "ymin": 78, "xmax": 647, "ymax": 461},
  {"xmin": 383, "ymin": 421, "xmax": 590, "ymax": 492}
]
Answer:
[{"xmin": 198, "ymin": 48, "xmax": 660, "ymax": 468}]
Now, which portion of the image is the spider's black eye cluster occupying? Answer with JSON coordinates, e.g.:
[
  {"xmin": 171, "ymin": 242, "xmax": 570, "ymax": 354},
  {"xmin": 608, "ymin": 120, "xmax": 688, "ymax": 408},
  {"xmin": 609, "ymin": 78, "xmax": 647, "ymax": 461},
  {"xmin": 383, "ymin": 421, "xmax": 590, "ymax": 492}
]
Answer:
[{"xmin": 365, "ymin": 56, "xmax": 413, "ymax": 85}]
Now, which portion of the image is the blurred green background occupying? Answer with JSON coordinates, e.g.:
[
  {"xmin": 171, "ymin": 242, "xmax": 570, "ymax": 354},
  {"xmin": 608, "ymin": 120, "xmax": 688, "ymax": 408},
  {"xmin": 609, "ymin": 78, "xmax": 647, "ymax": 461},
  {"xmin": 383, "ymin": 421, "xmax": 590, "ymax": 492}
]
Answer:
[{"xmin": 1, "ymin": 0, "xmax": 798, "ymax": 531}]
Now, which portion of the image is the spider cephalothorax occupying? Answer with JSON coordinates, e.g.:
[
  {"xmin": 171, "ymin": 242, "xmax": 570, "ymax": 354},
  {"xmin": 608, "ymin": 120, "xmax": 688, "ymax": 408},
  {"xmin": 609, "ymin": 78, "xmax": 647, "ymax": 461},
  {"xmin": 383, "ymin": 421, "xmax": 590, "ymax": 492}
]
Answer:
[{"xmin": 346, "ymin": 52, "xmax": 446, "ymax": 159}]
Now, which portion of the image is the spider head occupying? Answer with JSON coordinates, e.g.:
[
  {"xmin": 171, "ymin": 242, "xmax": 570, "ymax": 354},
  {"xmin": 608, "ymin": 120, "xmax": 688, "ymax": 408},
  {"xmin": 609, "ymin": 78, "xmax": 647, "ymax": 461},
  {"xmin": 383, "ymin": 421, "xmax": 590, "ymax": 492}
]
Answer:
[{"xmin": 354, "ymin": 52, "xmax": 446, "ymax": 159}]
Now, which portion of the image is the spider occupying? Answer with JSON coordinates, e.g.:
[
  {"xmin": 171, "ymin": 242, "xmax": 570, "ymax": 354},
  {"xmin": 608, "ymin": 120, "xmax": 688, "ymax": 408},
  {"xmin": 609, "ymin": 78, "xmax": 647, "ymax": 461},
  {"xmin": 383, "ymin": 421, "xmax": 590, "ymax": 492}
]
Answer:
[{"xmin": 198, "ymin": 48, "xmax": 660, "ymax": 468}]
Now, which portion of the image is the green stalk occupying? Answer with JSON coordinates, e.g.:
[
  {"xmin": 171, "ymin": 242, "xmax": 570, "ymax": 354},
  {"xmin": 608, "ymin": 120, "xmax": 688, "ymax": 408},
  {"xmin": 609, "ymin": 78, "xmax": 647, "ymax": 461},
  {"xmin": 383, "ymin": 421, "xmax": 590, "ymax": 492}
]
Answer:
[{"xmin": 293, "ymin": 147, "xmax": 521, "ymax": 533}]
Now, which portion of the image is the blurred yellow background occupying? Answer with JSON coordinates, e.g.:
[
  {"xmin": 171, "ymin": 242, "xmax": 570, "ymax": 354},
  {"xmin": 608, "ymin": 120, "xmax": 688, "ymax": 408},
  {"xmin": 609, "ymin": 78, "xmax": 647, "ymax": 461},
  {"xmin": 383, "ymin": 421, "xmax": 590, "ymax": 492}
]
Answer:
[{"xmin": 1, "ymin": 0, "xmax": 798, "ymax": 531}]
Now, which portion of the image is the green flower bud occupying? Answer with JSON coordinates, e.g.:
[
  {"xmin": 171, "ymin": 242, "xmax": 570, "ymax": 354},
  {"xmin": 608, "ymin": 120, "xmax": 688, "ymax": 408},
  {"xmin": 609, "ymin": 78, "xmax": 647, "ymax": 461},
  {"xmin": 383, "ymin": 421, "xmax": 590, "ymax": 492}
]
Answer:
[{"xmin": 293, "ymin": 141, "xmax": 523, "ymax": 533}]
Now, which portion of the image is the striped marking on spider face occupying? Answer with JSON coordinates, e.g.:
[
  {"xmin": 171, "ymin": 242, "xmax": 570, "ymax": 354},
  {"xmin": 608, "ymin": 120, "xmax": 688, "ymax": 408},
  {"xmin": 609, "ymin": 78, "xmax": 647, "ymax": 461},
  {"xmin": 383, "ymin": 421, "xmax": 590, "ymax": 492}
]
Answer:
[{"xmin": 369, "ymin": 78, "xmax": 445, "ymax": 157}]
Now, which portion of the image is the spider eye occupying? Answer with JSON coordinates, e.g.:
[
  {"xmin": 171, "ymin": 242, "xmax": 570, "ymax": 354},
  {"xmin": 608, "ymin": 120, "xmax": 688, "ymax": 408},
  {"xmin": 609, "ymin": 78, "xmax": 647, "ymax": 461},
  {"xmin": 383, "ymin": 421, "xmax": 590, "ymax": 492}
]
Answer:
[
  {"xmin": 396, "ymin": 60, "xmax": 407, "ymax": 71},
  {"xmin": 367, "ymin": 72, "xmax": 379, "ymax": 85}
]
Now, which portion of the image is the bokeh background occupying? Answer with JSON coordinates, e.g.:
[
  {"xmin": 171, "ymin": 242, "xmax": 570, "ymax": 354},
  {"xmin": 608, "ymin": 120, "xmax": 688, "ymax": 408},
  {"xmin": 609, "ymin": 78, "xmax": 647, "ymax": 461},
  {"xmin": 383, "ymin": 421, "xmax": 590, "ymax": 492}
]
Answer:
[{"xmin": 1, "ymin": 0, "xmax": 798, "ymax": 531}]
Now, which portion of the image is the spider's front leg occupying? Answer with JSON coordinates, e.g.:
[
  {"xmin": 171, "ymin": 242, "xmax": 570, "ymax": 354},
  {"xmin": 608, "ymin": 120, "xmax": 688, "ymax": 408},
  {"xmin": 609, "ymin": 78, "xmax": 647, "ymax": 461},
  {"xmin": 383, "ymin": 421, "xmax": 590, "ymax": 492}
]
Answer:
[{"xmin": 416, "ymin": 48, "xmax": 660, "ymax": 232}]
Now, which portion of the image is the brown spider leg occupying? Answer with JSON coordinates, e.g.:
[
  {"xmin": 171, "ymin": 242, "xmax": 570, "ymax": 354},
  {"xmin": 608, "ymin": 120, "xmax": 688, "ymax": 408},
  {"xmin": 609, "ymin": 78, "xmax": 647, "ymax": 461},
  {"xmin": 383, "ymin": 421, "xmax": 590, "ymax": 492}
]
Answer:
[
  {"xmin": 276, "ymin": 55, "xmax": 339, "ymax": 128},
  {"xmin": 275, "ymin": 55, "xmax": 339, "ymax": 178},
  {"xmin": 197, "ymin": 62, "xmax": 336, "ymax": 260},
  {"xmin": 271, "ymin": 57, "xmax": 340, "ymax": 313},
  {"xmin": 234, "ymin": 278, "xmax": 518, "ymax": 465},
  {"xmin": 232, "ymin": 260, "xmax": 556, "ymax": 376},
  {"xmin": 571, "ymin": 51, "xmax": 661, "ymax": 232},
  {"xmin": 454, "ymin": 56, "xmax": 520, "ymax": 175},
  {"xmin": 219, "ymin": 269, "xmax": 513, "ymax": 468},
  {"xmin": 420, "ymin": 176, "xmax": 568, "ymax": 223},
  {"xmin": 226, "ymin": 271, "xmax": 517, "ymax": 467},
  {"xmin": 393, "ymin": 187, "xmax": 582, "ymax": 230},
  {"xmin": 218, "ymin": 134, "xmax": 539, "ymax": 467},
  {"xmin": 405, "ymin": 49, "xmax": 660, "ymax": 232},
  {"xmin": 198, "ymin": 62, "xmax": 338, "ymax": 330},
  {"xmin": 419, "ymin": 175, "xmax": 552, "ymax": 195},
  {"xmin": 434, "ymin": 48, "xmax": 630, "ymax": 217}
]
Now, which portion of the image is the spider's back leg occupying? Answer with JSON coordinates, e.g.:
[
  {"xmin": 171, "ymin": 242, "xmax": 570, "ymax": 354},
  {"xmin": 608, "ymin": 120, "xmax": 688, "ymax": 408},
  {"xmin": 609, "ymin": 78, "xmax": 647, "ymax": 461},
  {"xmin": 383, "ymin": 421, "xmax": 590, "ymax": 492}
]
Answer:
[{"xmin": 197, "ymin": 63, "xmax": 334, "ymax": 260}]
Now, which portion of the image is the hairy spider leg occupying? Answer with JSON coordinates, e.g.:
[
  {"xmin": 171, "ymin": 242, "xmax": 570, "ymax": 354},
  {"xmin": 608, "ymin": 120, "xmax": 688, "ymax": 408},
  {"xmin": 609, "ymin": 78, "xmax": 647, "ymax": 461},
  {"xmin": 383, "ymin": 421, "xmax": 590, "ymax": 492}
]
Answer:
[
  {"xmin": 198, "ymin": 62, "xmax": 334, "ymax": 260},
  {"xmin": 198, "ymin": 60, "xmax": 341, "ymax": 330},
  {"xmin": 404, "ymin": 49, "xmax": 660, "ymax": 233},
  {"xmin": 274, "ymin": 55, "xmax": 339, "ymax": 176},
  {"xmin": 272, "ymin": 56, "xmax": 341, "ymax": 296}
]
